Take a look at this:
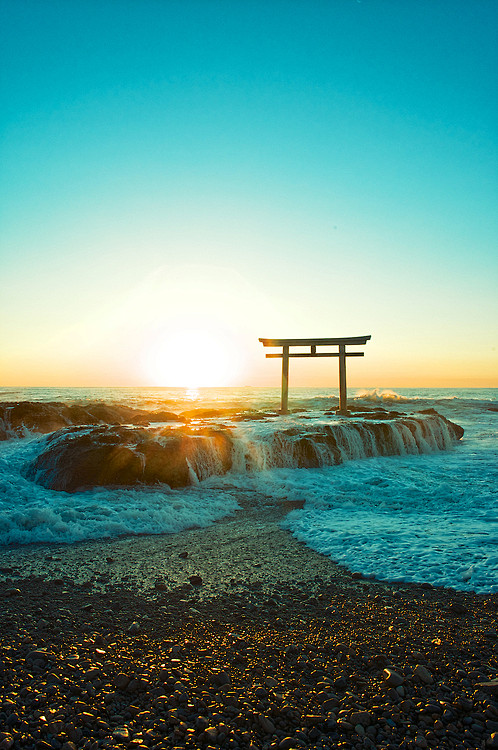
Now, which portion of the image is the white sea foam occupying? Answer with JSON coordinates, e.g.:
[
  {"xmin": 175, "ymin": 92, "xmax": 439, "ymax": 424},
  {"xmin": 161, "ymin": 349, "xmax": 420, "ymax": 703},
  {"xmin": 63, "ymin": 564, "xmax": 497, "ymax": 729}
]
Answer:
[
  {"xmin": 0, "ymin": 437, "xmax": 240, "ymax": 545},
  {"xmin": 278, "ymin": 413, "xmax": 497, "ymax": 594},
  {"xmin": 353, "ymin": 388, "xmax": 414, "ymax": 403}
]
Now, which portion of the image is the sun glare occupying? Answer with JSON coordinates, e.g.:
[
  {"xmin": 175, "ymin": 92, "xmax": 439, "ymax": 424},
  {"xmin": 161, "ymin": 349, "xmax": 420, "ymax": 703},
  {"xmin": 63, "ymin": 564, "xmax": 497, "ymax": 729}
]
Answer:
[{"xmin": 142, "ymin": 324, "xmax": 240, "ymax": 387}]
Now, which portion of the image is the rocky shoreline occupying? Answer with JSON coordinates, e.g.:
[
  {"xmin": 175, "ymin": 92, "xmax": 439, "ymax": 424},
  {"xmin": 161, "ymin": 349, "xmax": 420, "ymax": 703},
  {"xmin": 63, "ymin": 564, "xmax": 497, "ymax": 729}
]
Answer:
[{"xmin": 1, "ymin": 504, "xmax": 497, "ymax": 750}]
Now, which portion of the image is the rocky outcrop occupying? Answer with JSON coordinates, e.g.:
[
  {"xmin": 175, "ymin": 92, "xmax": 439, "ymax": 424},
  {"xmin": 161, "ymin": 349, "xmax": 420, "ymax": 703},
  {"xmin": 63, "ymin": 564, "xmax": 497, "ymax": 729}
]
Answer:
[
  {"xmin": 0, "ymin": 401, "xmax": 185, "ymax": 440},
  {"xmin": 23, "ymin": 412, "xmax": 463, "ymax": 493},
  {"xmin": 23, "ymin": 425, "xmax": 233, "ymax": 492}
]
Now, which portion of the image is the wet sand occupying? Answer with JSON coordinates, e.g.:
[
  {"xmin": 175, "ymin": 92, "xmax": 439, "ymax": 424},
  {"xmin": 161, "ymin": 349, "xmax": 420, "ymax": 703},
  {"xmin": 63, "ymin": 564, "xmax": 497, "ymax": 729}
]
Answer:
[
  {"xmin": 0, "ymin": 494, "xmax": 357, "ymax": 596},
  {"xmin": 1, "ymin": 499, "xmax": 497, "ymax": 750}
]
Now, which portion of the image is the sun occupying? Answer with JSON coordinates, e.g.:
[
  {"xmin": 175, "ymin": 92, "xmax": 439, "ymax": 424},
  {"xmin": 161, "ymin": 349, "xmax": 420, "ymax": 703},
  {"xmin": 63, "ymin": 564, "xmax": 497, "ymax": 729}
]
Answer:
[{"xmin": 142, "ymin": 324, "xmax": 240, "ymax": 387}]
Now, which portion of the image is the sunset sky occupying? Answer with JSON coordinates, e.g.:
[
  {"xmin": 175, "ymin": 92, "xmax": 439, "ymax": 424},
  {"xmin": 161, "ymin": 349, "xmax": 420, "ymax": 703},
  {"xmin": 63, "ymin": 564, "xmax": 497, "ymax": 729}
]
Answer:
[{"xmin": 1, "ymin": 0, "xmax": 497, "ymax": 387}]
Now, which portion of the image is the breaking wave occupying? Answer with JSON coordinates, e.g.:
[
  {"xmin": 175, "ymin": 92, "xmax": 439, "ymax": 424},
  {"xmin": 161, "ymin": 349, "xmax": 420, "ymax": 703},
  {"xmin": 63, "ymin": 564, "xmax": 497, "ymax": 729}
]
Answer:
[{"xmin": 353, "ymin": 388, "xmax": 415, "ymax": 404}]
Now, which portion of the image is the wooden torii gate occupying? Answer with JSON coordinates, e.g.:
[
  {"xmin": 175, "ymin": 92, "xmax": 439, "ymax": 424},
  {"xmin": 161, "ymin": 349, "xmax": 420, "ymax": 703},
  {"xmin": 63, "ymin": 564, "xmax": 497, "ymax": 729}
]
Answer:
[{"xmin": 259, "ymin": 336, "xmax": 371, "ymax": 415}]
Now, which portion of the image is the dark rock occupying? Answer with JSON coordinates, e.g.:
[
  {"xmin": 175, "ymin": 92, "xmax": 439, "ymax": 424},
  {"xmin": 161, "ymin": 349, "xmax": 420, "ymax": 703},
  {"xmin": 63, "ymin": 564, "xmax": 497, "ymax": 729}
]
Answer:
[
  {"xmin": 23, "ymin": 424, "xmax": 234, "ymax": 491},
  {"xmin": 479, "ymin": 680, "xmax": 498, "ymax": 695}
]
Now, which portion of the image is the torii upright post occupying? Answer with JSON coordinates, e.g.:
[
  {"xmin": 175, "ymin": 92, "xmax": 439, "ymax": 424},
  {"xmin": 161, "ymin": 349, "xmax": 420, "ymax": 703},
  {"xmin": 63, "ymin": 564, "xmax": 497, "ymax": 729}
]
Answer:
[
  {"xmin": 338, "ymin": 344, "xmax": 347, "ymax": 415},
  {"xmin": 259, "ymin": 336, "xmax": 371, "ymax": 415},
  {"xmin": 281, "ymin": 345, "xmax": 289, "ymax": 415}
]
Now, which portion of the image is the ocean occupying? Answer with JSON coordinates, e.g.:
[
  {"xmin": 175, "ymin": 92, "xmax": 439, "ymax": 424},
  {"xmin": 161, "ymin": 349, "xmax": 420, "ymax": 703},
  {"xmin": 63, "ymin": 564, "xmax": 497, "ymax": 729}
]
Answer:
[{"xmin": 0, "ymin": 386, "xmax": 496, "ymax": 594}]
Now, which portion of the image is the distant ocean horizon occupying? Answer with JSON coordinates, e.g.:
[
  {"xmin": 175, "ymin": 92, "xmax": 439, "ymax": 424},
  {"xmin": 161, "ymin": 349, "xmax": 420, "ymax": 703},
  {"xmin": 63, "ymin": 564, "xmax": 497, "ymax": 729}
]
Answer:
[
  {"xmin": 1, "ymin": 385, "xmax": 496, "ymax": 594},
  {"xmin": 1, "ymin": 384, "xmax": 497, "ymax": 408}
]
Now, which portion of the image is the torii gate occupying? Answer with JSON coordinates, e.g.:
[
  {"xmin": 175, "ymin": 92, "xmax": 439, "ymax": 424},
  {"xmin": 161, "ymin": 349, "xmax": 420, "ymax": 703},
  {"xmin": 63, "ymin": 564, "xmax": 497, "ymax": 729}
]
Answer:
[{"xmin": 259, "ymin": 336, "xmax": 371, "ymax": 415}]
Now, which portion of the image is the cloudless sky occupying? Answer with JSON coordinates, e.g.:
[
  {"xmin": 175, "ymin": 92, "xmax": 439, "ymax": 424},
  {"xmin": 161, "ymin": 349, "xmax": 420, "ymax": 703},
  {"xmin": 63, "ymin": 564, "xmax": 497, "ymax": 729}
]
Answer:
[{"xmin": 1, "ymin": 0, "xmax": 497, "ymax": 387}]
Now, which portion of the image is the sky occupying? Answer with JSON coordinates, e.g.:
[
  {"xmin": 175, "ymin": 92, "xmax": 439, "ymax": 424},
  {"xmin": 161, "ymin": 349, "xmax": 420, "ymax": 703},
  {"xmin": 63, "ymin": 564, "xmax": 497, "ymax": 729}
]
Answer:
[{"xmin": 1, "ymin": 0, "xmax": 497, "ymax": 388}]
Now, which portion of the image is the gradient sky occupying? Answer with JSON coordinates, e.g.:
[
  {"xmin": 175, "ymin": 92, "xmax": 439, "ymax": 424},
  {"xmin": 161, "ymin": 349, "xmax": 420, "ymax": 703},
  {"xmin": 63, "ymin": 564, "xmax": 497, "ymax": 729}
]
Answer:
[{"xmin": 1, "ymin": 0, "xmax": 497, "ymax": 387}]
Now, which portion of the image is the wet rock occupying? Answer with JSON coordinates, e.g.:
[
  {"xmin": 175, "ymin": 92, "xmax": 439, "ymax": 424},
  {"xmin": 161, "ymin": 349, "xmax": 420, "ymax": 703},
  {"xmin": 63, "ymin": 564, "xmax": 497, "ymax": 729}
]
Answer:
[
  {"xmin": 279, "ymin": 738, "xmax": 305, "ymax": 750},
  {"xmin": 213, "ymin": 670, "xmax": 230, "ymax": 686},
  {"xmin": 322, "ymin": 696, "xmax": 339, "ymax": 711},
  {"xmin": 383, "ymin": 668, "xmax": 404, "ymax": 687},
  {"xmin": 26, "ymin": 649, "xmax": 51, "ymax": 663},
  {"xmin": 24, "ymin": 424, "xmax": 233, "ymax": 491},
  {"xmin": 303, "ymin": 714, "xmax": 326, "ymax": 726},
  {"xmin": 367, "ymin": 653, "xmax": 390, "ymax": 669},
  {"xmin": 258, "ymin": 714, "xmax": 276, "ymax": 733},
  {"xmin": 413, "ymin": 664, "xmax": 433, "ymax": 684},
  {"xmin": 65, "ymin": 725, "xmax": 82, "ymax": 743},
  {"xmin": 112, "ymin": 727, "xmax": 130, "ymax": 742},
  {"xmin": 83, "ymin": 667, "xmax": 100, "ymax": 680},
  {"xmin": 5, "ymin": 588, "xmax": 21, "ymax": 597},
  {"xmin": 349, "ymin": 710, "xmax": 373, "ymax": 726},
  {"xmin": 480, "ymin": 680, "xmax": 498, "ymax": 695},
  {"xmin": 113, "ymin": 672, "xmax": 130, "ymax": 689},
  {"xmin": 203, "ymin": 726, "xmax": 218, "ymax": 743}
]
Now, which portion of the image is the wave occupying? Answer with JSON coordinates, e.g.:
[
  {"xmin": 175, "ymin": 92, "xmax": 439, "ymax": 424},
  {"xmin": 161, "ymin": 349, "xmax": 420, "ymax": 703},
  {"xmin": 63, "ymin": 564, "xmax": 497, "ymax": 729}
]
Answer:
[
  {"xmin": 353, "ymin": 388, "xmax": 415, "ymax": 404},
  {"xmin": 23, "ymin": 412, "xmax": 463, "ymax": 492}
]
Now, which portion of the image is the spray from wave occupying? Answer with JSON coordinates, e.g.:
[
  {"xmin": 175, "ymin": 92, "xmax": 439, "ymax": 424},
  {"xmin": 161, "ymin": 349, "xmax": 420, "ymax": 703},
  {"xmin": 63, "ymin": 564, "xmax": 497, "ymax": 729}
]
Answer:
[{"xmin": 354, "ymin": 388, "xmax": 415, "ymax": 404}]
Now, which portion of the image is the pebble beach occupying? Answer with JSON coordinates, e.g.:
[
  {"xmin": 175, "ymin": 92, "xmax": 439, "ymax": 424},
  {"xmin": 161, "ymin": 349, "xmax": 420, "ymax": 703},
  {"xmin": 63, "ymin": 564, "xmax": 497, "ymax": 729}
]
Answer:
[{"xmin": 1, "ymin": 497, "xmax": 497, "ymax": 750}]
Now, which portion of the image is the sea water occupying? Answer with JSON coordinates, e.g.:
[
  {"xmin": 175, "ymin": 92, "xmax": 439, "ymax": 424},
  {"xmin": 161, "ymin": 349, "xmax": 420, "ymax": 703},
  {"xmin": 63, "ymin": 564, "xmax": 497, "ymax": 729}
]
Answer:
[{"xmin": 0, "ymin": 386, "xmax": 496, "ymax": 594}]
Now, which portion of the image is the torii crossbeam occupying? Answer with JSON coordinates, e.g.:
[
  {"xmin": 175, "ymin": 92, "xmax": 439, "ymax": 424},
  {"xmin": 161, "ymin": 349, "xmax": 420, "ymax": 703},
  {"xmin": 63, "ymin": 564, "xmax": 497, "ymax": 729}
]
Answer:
[{"xmin": 259, "ymin": 336, "xmax": 371, "ymax": 415}]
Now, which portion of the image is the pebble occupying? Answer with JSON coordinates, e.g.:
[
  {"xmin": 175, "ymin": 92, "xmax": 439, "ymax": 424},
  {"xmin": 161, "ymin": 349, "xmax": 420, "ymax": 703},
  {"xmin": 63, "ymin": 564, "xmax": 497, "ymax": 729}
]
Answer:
[
  {"xmin": 113, "ymin": 672, "xmax": 130, "ymax": 689},
  {"xmin": 383, "ymin": 668, "xmax": 404, "ymax": 687},
  {"xmin": 480, "ymin": 680, "xmax": 498, "ymax": 695},
  {"xmin": 414, "ymin": 664, "xmax": 434, "ymax": 684},
  {"xmin": 257, "ymin": 714, "xmax": 276, "ymax": 733},
  {"xmin": 112, "ymin": 727, "xmax": 130, "ymax": 741},
  {"xmin": 349, "ymin": 710, "xmax": 373, "ymax": 726}
]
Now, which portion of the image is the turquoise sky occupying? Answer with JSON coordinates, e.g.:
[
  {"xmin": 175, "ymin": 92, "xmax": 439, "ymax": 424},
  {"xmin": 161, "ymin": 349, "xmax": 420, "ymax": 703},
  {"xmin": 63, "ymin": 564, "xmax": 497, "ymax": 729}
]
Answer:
[{"xmin": 1, "ymin": 0, "xmax": 497, "ymax": 386}]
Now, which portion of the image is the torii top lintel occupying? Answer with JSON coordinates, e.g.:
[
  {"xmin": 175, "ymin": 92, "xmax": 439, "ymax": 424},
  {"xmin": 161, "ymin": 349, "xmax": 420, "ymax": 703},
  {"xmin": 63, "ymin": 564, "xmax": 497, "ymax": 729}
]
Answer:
[{"xmin": 259, "ymin": 336, "xmax": 371, "ymax": 347}]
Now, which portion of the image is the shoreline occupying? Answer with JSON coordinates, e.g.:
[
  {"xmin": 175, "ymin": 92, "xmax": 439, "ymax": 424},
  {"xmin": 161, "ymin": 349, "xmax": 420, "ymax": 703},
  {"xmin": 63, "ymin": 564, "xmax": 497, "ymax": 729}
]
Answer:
[
  {"xmin": 0, "ymin": 489, "xmax": 492, "ymax": 599},
  {"xmin": 2, "ymin": 505, "xmax": 497, "ymax": 750},
  {"xmin": 0, "ymin": 497, "xmax": 363, "ymax": 597}
]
